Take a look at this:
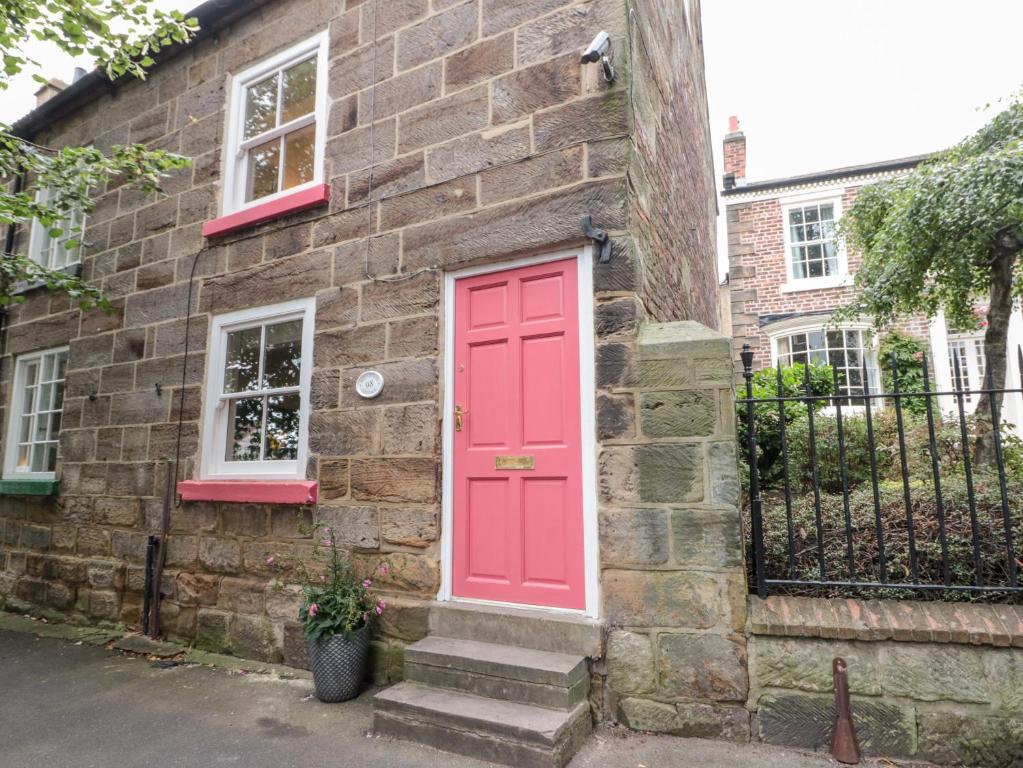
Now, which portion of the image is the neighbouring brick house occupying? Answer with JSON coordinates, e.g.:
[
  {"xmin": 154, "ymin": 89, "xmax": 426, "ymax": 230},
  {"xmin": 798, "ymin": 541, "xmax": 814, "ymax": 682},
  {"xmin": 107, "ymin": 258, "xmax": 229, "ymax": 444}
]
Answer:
[
  {"xmin": 0, "ymin": 1, "xmax": 746, "ymax": 765},
  {"xmin": 723, "ymin": 118, "xmax": 1023, "ymax": 429}
]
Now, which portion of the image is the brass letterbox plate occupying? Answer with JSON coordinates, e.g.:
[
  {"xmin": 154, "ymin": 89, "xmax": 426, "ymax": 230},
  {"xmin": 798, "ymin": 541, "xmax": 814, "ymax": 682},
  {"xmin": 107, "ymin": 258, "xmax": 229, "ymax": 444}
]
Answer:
[{"xmin": 495, "ymin": 455, "xmax": 536, "ymax": 471}]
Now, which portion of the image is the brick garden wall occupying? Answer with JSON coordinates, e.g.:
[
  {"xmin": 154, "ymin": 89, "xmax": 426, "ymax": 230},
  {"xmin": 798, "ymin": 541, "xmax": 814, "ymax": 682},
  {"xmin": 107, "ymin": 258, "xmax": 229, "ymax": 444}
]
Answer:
[{"xmin": 0, "ymin": 0, "xmax": 723, "ymax": 686}]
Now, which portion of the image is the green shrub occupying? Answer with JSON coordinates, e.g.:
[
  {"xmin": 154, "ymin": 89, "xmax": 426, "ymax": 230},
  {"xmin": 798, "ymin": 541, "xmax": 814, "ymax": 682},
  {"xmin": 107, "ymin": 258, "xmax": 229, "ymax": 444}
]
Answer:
[{"xmin": 879, "ymin": 331, "xmax": 928, "ymax": 415}]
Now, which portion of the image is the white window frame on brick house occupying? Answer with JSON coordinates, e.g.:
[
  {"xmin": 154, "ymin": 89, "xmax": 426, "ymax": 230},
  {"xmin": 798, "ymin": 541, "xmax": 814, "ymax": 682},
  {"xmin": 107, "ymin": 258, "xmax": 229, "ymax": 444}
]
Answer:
[
  {"xmin": 779, "ymin": 192, "xmax": 850, "ymax": 293},
  {"xmin": 3, "ymin": 346, "xmax": 69, "ymax": 481},
  {"xmin": 222, "ymin": 31, "xmax": 329, "ymax": 216},
  {"xmin": 27, "ymin": 187, "xmax": 86, "ymax": 270},
  {"xmin": 766, "ymin": 316, "xmax": 880, "ymax": 405},
  {"xmin": 947, "ymin": 332, "xmax": 987, "ymax": 407},
  {"xmin": 200, "ymin": 298, "xmax": 316, "ymax": 481}
]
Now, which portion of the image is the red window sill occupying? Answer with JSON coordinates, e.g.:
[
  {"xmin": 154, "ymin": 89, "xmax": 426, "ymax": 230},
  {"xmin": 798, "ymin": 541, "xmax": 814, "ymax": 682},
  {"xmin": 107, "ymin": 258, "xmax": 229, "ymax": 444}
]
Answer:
[
  {"xmin": 202, "ymin": 184, "xmax": 331, "ymax": 238},
  {"xmin": 178, "ymin": 480, "xmax": 318, "ymax": 505}
]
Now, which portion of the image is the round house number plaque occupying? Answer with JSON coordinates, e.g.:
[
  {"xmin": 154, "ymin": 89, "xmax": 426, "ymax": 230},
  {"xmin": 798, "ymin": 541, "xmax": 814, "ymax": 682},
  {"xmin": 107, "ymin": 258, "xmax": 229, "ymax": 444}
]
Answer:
[{"xmin": 355, "ymin": 370, "xmax": 384, "ymax": 399}]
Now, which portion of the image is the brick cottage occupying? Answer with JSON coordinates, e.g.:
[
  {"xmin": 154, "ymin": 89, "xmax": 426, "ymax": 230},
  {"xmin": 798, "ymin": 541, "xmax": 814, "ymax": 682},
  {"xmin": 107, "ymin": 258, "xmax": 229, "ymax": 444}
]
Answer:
[
  {"xmin": 0, "ymin": 1, "xmax": 747, "ymax": 765},
  {"xmin": 722, "ymin": 117, "xmax": 1023, "ymax": 429}
]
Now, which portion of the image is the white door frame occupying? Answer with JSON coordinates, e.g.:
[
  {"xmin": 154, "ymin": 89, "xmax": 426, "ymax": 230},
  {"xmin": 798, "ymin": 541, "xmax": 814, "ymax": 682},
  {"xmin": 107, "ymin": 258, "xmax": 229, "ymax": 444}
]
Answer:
[{"xmin": 437, "ymin": 246, "xmax": 600, "ymax": 619}]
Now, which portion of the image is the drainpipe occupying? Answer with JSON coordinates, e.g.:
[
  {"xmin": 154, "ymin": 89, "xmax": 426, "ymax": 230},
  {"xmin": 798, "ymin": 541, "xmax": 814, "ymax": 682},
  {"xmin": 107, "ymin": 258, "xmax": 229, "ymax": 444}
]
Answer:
[{"xmin": 0, "ymin": 172, "xmax": 25, "ymax": 380}]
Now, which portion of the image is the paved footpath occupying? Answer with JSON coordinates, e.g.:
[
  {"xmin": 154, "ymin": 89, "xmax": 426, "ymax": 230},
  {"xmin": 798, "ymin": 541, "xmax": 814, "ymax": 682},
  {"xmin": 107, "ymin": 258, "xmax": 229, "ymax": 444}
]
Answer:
[{"xmin": 0, "ymin": 622, "xmax": 906, "ymax": 768}]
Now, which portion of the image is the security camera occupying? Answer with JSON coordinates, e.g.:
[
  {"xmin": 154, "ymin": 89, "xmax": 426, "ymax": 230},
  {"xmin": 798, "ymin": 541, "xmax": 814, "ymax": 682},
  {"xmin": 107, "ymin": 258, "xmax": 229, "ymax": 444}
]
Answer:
[
  {"xmin": 581, "ymin": 31, "xmax": 611, "ymax": 64},
  {"xmin": 581, "ymin": 31, "xmax": 615, "ymax": 83}
]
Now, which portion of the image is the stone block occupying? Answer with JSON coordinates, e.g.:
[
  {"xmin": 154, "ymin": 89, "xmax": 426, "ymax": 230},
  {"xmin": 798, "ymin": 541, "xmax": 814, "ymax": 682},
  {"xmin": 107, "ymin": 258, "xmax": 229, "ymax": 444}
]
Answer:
[
  {"xmin": 917, "ymin": 710, "xmax": 1023, "ymax": 768},
  {"xmin": 318, "ymin": 460, "xmax": 349, "ymax": 500},
  {"xmin": 349, "ymin": 154, "xmax": 427, "ymax": 205},
  {"xmin": 361, "ymin": 272, "xmax": 439, "ymax": 323},
  {"xmin": 603, "ymin": 570, "xmax": 726, "ymax": 629},
  {"xmin": 595, "ymin": 296, "xmax": 643, "ymax": 339},
  {"xmin": 176, "ymin": 572, "xmax": 219, "ymax": 606},
  {"xmin": 265, "ymin": 583, "xmax": 303, "ymax": 622},
  {"xmin": 371, "ymin": 639, "xmax": 406, "ymax": 685},
  {"xmin": 198, "ymin": 251, "xmax": 331, "ymax": 316},
  {"xmin": 675, "ymin": 701, "xmax": 751, "ymax": 743},
  {"xmin": 671, "ymin": 507, "xmax": 743, "ymax": 568},
  {"xmin": 480, "ymin": 146, "xmax": 584, "ymax": 207},
  {"xmin": 533, "ymin": 91, "xmax": 630, "ymax": 153},
  {"xmin": 599, "ymin": 507, "xmax": 669, "ymax": 566},
  {"xmin": 198, "ymin": 537, "xmax": 242, "ymax": 574},
  {"xmin": 481, "ymin": 0, "xmax": 574, "ymax": 35},
  {"xmin": 353, "ymin": 552, "xmax": 439, "ymax": 596},
  {"xmin": 218, "ymin": 577, "xmax": 266, "ymax": 615},
  {"xmin": 380, "ymin": 507, "xmax": 438, "ymax": 548},
  {"xmin": 375, "ymin": 597, "xmax": 430, "ymax": 642},
  {"xmin": 196, "ymin": 608, "xmax": 231, "ymax": 651},
  {"xmin": 596, "ymin": 393, "xmax": 635, "ymax": 441},
  {"xmin": 341, "ymin": 358, "xmax": 437, "ymax": 408},
  {"xmin": 756, "ymin": 693, "xmax": 916, "ymax": 757},
  {"xmin": 314, "ymin": 325, "xmax": 387, "ymax": 368},
  {"xmin": 47, "ymin": 582, "xmax": 75, "ymax": 611},
  {"xmin": 426, "ymin": 123, "xmax": 531, "ymax": 185},
  {"xmin": 316, "ymin": 505, "xmax": 379, "ymax": 550},
  {"xmin": 658, "ymin": 633, "xmax": 748, "ymax": 702},
  {"xmin": 308, "ymin": 409, "xmax": 380, "ymax": 456},
  {"xmin": 382, "ymin": 404, "xmax": 437, "ymax": 456},
  {"xmin": 492, "ymin": 53, "xmax": 580, "ymax": 124},
  {"xmin": 228, "ymin": 614, "xmax": 277, "ymax": 662},
  {"xmin": 315, "ymin": 287, "xmax": 359, "ymax": 330},
  {"xmin": 599, "ymin": 444, "xmax": 703, "ymax": 505},
  {"xmin": 881, "ymin": 643, "xmax": 989, "ymax": 703},
  {"xmin": 87, "ymin": 560, "xmax": 126, "ymax": 590},
  {"xmin": 351, "ymin": 458, "xmax": 438, "ymax": 504},
  {"xmin": 749, "ymin": 637, "xmax": 881, "ymax": 696},
  {"xmin": 387, "ymin": 316, "xmax": 438, "ymax": 360},
  {"xmin": 445, "ymin": 33, "xmax": 514, "ymax": 91},
  {"xmin": 89, "ymin": 590, "xmax": 121, "ymax": 621},
  {"xmin": 76, "ymin": 528, "xmax": 111, "ymax": 557},
  {"xmin": 708, "ymin": 442, "xmax": 740, "ymax": 508},
  {"xmin": 359, "ymin": 62, "xmax": 442, "ymax": 122},
  {"xmin": 397, "ymin": 1, "xmax": 477, "ymax": 70},
  {"xmin": 403, "ymin": 178, "xmax": 626, "ymax": 271},
  {"xmin": 988, "ymin": 649, "xmax": 1023, "ymax": 712},
  {"xmin": 618, "ymin": 697, "xmax": 679, "ymax": 734},
  {"xmin": 219, "ymin": 506, "xmax": 268, "ymax": 538},
  {"xmin": 640, "ymin": 390, "xmax": 717, "ymax": 438},
  {"xmin": 380, "ymin": 176, "xmax": 477, "ymax": 232},
  {"xmin": 270, "ymin": 507, "xmax": 314, "ymax": 539},
  {"xmin": 607, "ymin": 630, "xmax": 655, "ymax": 695},
  {"xmin": 283, "ymin": 621, "xmax": 310, "ymax": 669},
  {"xmin": 398, "ymin": 85, "xmax": 489, "ymax": 153}
]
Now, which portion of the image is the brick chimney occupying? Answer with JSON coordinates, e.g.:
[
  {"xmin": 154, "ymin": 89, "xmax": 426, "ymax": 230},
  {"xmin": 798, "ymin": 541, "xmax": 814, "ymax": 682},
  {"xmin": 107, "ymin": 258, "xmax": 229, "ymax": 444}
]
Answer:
[
  {"xmin": 722, "ymin": 115, "xmax": 746, "ymax": 190},
  {"xmin": 34, "ymin": 78, "xmax": 68, "ymax": 107}
]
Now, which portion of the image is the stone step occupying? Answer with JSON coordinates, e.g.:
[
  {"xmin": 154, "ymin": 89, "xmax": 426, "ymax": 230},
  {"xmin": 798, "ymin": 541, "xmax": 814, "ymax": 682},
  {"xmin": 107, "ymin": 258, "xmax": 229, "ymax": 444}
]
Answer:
[
  {"xmin": 374, "ymin": 682, "xmax": 591, "ymax": 768},
  {"xmin": 429, "ymin": 602, "xmax": 604, "ymax": 657},
  {"xmin": 404, "ymin": 636, "xmax": 589, "ymax": 710}
]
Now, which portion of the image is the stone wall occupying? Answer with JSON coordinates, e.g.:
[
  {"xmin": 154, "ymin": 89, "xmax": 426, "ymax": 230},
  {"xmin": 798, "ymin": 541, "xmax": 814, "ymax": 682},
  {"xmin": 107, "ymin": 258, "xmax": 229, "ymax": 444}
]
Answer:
[
  {"xmin": 748, "ymin": 595, "xmax": 1023, "ymax": 767},
  {"xmin": 0, "ymin": 0, "xmax": 721, "ymax": 685},
  {"xmin": 628, "ymin": 0, "xmax": 720, "ymax": 330},
  {"xmin": 596, "ymin": 320, "xmax": 750, "ymax": 739}
]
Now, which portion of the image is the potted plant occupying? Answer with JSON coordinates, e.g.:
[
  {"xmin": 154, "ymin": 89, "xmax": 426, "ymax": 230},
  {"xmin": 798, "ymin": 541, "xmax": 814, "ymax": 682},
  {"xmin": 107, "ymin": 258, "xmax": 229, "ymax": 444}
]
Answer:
[{"xmin": 272, "ymin": 525, "xmax": 387, "ymax": 703}]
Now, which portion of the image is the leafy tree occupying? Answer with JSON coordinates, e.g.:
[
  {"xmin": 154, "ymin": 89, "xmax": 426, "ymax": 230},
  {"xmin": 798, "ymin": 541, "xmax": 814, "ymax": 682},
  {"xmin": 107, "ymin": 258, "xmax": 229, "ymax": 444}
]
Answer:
[
  {"xmin": 878, "ymin": 331, "xmax": 927, "ymax": 415},
  {"xmin": 837, "ymin": 93, "xmax": 1023, "ymax": 461},
  {"xmin": 1, "ymin": 2, "xmax": 198, "ymax": 310}
]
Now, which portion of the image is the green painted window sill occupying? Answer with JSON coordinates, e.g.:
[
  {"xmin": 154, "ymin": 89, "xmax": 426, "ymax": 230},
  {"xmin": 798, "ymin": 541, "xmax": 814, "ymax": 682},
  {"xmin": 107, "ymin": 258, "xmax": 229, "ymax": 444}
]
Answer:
[{"xmin": 0, "ymin": 479, "xmax": 60, "ymax": 496}]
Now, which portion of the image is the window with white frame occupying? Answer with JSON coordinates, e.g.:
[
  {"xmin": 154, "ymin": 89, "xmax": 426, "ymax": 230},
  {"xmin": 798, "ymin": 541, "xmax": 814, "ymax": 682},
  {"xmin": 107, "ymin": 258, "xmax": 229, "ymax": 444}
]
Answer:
[
  {"xmin": 3, "ymin": 347, "xmax": 69, "ymax": 479},
  {"xmin": 224, "ymin": 33, "xmax": 328, "ymax": 214},
  {"xmin": 785, "ymin": 200, "xmax": 840, "ymax": 281},
  {"xmin": 775, "ymin": 327, "xmax": 879, "ymax": 402},
  {"xmin": 202, "ymin": 299, "xmax": 315, "ymax": 480},
  {"xmin": 948, "ymin": 335, "xmax": 986, "ymax": 405},
  {"xmin": 28, "ymin": 188, "xmax": 85, "ymax": 270}
]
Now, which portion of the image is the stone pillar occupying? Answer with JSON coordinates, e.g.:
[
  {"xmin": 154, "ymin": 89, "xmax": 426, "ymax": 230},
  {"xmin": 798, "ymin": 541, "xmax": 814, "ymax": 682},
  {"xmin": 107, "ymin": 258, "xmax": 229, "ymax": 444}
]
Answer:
[{"xmin": 598, "ymin": 321, "xmax": 750, "ymax": 741}]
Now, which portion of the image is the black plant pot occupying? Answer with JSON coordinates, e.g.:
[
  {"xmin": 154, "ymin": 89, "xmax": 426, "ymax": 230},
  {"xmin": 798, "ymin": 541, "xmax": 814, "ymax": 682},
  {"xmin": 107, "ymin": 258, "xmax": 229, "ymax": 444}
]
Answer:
[{"xmin": 307, "ymin": 624, "xmax": 371, "ymax": 703}]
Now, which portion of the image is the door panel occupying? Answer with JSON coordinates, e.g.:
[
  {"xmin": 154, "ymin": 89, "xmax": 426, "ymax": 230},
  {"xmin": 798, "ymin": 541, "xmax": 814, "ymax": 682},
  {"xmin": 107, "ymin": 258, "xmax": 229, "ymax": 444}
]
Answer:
[{"xmin": 452, "ymin": 258, "xmax": 585, "ymax": 610}]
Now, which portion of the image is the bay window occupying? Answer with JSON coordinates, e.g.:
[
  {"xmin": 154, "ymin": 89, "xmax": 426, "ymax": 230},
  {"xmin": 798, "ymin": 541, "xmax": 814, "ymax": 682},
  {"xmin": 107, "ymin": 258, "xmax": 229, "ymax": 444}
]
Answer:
[
  {"xmin": 775, "ymin": 327, "xmax": 879, "ymax": 402},
  {"xmin": 201, "ymin": 299, "xmax": 315, "ymax": 480}
]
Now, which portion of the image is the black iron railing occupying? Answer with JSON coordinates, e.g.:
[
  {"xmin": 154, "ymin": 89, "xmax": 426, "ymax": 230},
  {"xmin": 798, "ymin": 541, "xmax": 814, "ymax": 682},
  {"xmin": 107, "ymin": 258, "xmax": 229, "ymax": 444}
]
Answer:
[{"xmin": 740, "ymin": 343, "xmax": 1023, "ymax": 600}]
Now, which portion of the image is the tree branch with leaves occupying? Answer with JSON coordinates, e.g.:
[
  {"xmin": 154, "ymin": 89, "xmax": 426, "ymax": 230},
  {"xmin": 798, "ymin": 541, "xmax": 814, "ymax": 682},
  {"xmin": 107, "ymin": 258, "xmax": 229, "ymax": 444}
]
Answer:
[
  {"xmin": 0, "ymin": 1, "xmax": 199, "ymax": 310},
  {"xmin": 836, "ymin": 92, "xmax": 1023, "ymax": 462}
]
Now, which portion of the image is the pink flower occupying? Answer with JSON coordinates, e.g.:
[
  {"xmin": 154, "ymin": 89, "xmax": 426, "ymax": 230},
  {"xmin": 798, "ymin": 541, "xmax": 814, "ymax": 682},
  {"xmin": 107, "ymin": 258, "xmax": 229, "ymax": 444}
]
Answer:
[
  {"xmin": 265, "ymin": 556, "xmax": 275, "ymax": 565},
  {"xmin": 362, "ymin": 579, "xmax": 372, "ymax": 588},
  {"xmin": 308, "ymin": 603, "xmax": 319, "ymax": 617},
  {"xmin": 323, "ymin": 539, "xmax": 333, "ymax": 547},
  {"xmin": 320, "ymin": 574, "xmax": 327, "ymax": 582},
  {"xmin": 379, "ymin": 563, "xmax": 390, "ymax": 576},
  {"xmin": 375, "ymin": 605, "xmax": 384, "ymax": 615},
  {"xmin": 323, "ymin": 527, "xmax": 331, "ymax": 534}
]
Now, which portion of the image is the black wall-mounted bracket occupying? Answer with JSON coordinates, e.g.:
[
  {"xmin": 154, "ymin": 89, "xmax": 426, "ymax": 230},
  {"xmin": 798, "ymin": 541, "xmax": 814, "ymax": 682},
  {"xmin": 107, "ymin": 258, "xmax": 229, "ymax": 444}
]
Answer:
[{"xmin": 582, "ymin": 215, "xmax": 613, "ymax": 263}]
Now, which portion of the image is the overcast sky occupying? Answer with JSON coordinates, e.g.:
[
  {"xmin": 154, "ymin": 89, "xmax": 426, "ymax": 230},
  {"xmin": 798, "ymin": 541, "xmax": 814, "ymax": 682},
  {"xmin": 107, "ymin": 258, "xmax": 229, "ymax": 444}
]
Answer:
[{"xmin": 3, "ymin": 1, "xmax": 1021, "ymax": 278}]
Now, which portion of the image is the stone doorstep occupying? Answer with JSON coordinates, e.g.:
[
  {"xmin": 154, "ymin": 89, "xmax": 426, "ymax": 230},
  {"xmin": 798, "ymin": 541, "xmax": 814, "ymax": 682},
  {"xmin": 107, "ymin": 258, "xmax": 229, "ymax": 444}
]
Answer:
[
  {"xmin": 427, "ymin": 601, "xmax": 604, "ymax": 657},
  {"xmin": 405, "ymin": 636, "xmax": 588, "ymax": 688},
  {"xmin": 405, "ymin": 660, "xmax": 589, "ymax": 712},
  {"xmin": 375, "ymin": 682, "xmax": 591, "ymax": 748}
]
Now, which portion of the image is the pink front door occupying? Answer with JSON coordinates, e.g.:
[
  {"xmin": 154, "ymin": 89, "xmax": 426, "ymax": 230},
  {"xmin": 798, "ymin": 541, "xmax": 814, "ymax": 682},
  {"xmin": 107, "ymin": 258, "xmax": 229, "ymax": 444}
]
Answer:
[{"xmin": 451, "ymin": 258, "xmax": 586, "ymax": 610}]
